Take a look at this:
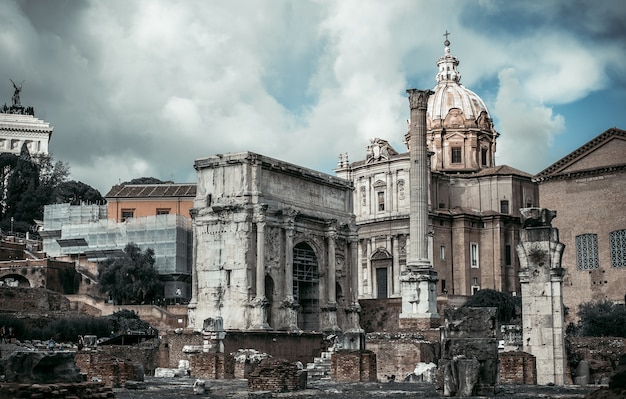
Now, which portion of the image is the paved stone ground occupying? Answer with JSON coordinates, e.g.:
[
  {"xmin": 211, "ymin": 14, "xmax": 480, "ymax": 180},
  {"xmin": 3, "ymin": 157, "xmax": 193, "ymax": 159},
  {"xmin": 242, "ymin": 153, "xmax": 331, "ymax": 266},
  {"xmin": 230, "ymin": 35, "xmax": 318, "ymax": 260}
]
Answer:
[{"xmin": 114, "ymin": 377, "xmax": 601, "ymax": 399}]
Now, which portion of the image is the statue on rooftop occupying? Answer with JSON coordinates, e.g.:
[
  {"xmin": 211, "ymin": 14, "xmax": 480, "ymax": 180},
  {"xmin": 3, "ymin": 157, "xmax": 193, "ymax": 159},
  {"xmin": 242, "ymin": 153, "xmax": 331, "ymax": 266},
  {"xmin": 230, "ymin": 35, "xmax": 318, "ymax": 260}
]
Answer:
[{"xmin": 10, "ymin": 79, "xmax": 24, "ymax": 107}]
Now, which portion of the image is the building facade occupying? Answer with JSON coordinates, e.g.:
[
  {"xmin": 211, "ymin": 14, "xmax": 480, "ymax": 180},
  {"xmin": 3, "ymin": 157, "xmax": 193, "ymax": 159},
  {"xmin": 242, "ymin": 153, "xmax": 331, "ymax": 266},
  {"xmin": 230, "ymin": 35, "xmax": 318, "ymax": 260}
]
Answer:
[
  {"xmin": 534, "ymin": 127, "xmax": 626, "ymax": 321},
  {"xmin": 41, "ymin": 183, "xmax": 195, "ymax": 300},
  {"xmin": 0, "ymin": 81, "xmax": 52, "ymax": 156},
  {"xmin": 189, "ymin": 152, "xmax": 361, "ymax": 335},
  {"xmin": 335, "ymin": 39, "xmax": 537, "ymax": 300}
]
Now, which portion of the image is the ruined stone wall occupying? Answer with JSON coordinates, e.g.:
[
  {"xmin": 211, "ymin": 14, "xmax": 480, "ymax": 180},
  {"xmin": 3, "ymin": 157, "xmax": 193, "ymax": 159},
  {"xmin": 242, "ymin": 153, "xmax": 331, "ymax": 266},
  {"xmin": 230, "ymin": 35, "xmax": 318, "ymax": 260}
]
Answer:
[
  {"xmin": 359, "ymin": 298, "xmax": 402, "ymax": 332},
  {"xmin": 248, "ymin": 358, "xmax": 307, "ymax": 392},
  {"xmin": 74, "ymin": 342, "xmax": 159, "ymax": 386},
  {"xmin": 330, "ymin": 350, "xmax": 377, "ymax": 382},
  {"xmin": 499, "ymin": 351, "xmax": 537, "ymax": 384},
  {"xmin": 366, "ymin": 333, "xmax": 438, "ymax": 381},
  {"xmin": 0, "ymin": 381, "xmax": 114, "ymax": 399},
  {"xmin": 162, "ymin": 330, "xmax": 325, "ymax": 369},
  {"xmin": 187, "ymin": 352, "xmax": 234, "ymax": 379},
  {"xmin": 0, "ymin": 286, "xmax": 70, "ymax": 313},
  {"xmin": 74, "ymin": 352, "xmax": 143, "ymax": 388}
]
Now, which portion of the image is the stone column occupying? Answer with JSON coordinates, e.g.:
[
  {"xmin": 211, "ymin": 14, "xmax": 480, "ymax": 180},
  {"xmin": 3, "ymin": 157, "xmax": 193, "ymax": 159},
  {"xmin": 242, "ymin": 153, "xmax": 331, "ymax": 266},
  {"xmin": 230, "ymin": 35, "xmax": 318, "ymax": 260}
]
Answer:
[
  {"xmin": 250, "ymin": 218, "xmax": 270, "ymax": 330},
  {"xmin": 322, "ymin": 226, "xmax": 340, "ymax": 332},
  {"xmin": 399, "ymin": 89, "xmax": 440, "ymax": 329},
  {"xmin": 342, "ymin": 233, "xmax": 364, "ymax": 351},
  {"xmin": 187, "ymin": 208, "xmax": 199, "ymax": 329},
  {"xmin": 279, "ymin": 216, "xmax": 299, "ymax": 331},
  {"xmin": 392, "ymin": 235, "xmax": 400, "ymax": 296},
  {"xmin": 517, "ymin": 208, "xmax": 566, "ymax": 385}
]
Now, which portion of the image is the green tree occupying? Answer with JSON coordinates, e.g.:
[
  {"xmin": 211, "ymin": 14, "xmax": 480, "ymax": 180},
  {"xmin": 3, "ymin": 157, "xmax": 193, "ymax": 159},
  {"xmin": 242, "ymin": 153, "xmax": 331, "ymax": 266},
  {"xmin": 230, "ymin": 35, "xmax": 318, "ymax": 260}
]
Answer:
[
  {"xmin": 3, "ymin": 144, "xmax": 41, "ymax": 232},
  {"xmin": 577, "ymin": 300, "xmax": 626, "ymax": 337},
  {"xmin": 0, "ymin": 147, "xmax": 73, "ymax": 233},
  {"xmin": 52, "ymin": 180, "xmax": 104, "ymax": 204},
  {"xmin": 121, "ymin": 177, "xmax": 165, "ymax": 185},
  {"xmin": 98, "ymin": 243, "xmax": 163, "ymax": 305},
  {"xmin": 462, "ymin": 289, "xmax": 521, "ymax": 324}
]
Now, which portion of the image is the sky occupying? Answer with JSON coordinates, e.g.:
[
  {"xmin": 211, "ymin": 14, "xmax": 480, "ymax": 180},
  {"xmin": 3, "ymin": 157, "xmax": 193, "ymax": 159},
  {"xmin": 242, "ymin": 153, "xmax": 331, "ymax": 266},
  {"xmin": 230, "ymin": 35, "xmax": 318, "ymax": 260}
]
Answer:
[{"xmin": 1, "ymin": 0, "xmax": 625, "ymax": 195}]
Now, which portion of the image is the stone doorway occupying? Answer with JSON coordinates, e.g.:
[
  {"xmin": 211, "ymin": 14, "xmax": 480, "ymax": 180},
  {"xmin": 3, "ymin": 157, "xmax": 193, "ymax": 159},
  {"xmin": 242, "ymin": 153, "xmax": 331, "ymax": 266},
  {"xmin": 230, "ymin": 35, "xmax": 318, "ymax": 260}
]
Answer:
[{"xmin": 293, "ymin": 242, "xmax": 319, "ymax": 331}]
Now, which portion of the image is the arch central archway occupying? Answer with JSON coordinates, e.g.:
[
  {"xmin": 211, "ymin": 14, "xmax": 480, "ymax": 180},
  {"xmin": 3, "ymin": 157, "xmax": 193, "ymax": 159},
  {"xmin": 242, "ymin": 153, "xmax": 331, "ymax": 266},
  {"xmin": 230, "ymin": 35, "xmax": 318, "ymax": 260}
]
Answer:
[{"xmin": 293, "ymin": 242, "xmax": 319, "ymax": 331}]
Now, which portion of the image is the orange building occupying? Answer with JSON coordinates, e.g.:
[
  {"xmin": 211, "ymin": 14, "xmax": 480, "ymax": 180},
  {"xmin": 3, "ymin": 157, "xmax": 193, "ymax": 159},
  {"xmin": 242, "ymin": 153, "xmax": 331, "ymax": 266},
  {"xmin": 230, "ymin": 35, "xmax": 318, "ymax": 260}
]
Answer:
[{"xmin": 105, "ymin": 184, "xmax": 196, "ymax": 221}]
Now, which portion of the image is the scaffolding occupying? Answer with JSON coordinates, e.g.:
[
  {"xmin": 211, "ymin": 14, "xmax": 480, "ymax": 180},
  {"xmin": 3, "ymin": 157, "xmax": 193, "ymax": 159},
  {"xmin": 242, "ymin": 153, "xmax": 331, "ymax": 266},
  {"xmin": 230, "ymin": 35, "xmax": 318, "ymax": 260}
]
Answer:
[{"xmin": 42, "ymin": 204, "xmax": 192, "ymax": 276}]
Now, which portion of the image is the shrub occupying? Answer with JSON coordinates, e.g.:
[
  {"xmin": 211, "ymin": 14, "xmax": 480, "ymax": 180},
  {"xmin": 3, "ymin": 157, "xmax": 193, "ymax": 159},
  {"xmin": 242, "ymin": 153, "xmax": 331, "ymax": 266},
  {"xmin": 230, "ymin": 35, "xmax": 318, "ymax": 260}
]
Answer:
[
  {"xmin": 462, "ymin": 289, "xmax": 521, "ymax": 324},
  {"xmin": 577, "ymin": 300, "xmax": 626, "ymax": 337}
]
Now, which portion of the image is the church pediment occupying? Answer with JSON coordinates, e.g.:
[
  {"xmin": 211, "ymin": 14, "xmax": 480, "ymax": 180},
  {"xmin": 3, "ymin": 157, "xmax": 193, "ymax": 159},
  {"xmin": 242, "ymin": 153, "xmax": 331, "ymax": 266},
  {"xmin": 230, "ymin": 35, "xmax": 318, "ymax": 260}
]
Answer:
[
  {"xmin": 536, "ymin": 128, "xmax": 626, "ymax": 179},
  {"xmin": 443, "ymin": 131, "xmax": 467, "ymax": 141}
]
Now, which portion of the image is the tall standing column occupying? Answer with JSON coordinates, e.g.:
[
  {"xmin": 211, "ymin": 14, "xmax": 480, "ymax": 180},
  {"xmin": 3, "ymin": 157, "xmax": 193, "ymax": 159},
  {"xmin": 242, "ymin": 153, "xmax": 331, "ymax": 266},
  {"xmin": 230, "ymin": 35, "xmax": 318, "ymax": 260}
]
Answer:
[
  {"xmin": 341, "ymin": 231, "xmax": 364, "ymax": 351},
  {"xmin": 251, "ymin": 217, "xmax": 270, "ymax": 330},
  {"xmin": 399, "ymin": 89, "xmax": 440, "ymax": 329},
  {"xmin": 280, "ymin": 212, "xmax": 299, "ymax": 331},
  {"xmin": 322, "ymin": 226, "xmax": 340, "ymax": 332}
]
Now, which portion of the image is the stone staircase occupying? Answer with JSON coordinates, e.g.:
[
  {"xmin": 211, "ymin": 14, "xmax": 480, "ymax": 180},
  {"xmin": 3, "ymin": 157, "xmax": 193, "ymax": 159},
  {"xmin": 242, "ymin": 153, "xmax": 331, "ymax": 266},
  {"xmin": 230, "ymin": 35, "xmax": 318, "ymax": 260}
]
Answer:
[{"xmin": 306, "ymin": 350, "xmax": 333, "ymax": 380}]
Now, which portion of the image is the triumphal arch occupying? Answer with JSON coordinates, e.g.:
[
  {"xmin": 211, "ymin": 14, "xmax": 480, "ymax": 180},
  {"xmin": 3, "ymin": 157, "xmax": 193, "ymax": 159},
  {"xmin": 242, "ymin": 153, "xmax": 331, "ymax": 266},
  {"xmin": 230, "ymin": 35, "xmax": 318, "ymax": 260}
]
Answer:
[{"xmin": 188, "ymin": 152, "xmax": 361, "ymax": 337}]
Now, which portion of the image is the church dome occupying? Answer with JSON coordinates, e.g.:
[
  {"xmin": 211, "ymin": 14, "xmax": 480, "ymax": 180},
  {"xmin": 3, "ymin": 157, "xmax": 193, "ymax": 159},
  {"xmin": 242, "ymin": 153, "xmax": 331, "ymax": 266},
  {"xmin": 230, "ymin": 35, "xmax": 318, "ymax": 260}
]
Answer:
[{"xmin": 427, "ymin": 38, "xmax": 492, "ymax": 131}]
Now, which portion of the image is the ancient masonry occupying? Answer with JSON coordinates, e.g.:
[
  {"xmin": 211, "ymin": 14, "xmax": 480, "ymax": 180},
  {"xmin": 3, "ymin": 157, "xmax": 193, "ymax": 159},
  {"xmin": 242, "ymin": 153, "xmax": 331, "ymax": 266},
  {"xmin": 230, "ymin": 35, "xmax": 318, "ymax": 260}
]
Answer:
[
  {"xmin": 517, "ymin": 208, "xmax": 566, "ymax": 385},
  {"xmin": 188, "ymin": 151, "xmax": 363, "ymax": 348},
  {"xmin": 399, "ymin": 89, "xmax": 440, "ymax": 328}
]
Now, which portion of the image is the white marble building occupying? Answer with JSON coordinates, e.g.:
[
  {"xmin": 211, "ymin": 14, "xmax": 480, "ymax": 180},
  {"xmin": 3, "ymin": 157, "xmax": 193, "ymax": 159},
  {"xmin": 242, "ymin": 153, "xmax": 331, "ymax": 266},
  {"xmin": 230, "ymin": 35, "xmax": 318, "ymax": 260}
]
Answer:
[
  {"xmin": 189, "ymin": 152, "xmax": 361, "ymax": 335},
  {"xmin": 1, "ymin": 81, "xmax": 52, "ymax": 156}
]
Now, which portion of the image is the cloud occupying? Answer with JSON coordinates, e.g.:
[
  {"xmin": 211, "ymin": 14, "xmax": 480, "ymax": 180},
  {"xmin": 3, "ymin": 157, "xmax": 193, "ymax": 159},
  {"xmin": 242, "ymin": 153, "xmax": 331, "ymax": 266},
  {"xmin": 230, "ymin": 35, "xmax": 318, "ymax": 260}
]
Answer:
[
  {"xmin": 493, "ymin": 68, "xmax": 565, "ymax": 174},
  {"xmin": 1, "ymin": 0, "xmax": 624, "ymax": 195}
]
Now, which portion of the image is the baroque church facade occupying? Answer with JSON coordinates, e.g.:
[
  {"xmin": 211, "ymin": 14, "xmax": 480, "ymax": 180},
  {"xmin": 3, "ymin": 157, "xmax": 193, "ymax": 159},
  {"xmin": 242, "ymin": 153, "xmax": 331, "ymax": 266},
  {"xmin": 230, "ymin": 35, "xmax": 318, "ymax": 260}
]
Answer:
[{"xmin": 335, "ymin": 39, "xmax": 538, "ymax": 300}]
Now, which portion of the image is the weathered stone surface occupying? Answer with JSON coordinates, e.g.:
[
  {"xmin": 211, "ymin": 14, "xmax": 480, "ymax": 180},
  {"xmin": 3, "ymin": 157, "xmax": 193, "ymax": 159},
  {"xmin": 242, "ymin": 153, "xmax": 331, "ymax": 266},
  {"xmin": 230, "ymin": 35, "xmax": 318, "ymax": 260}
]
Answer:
[
  {"xmin": 443, "ymin": 307, "xmax": 497, "ymax": 339},
  {"xmin": 518, "ymin": 209, "xmax": 566, "ymax": 386},
  {"xmin": 438, "ymin": 307, "xmax": 498, "ymax": 396},
  {"xmin": 5, "ymin": 350, "xmax": 82, "ymax": 383},
  {"xmin": 248, "ymin": 358, "xmax": 306, "ymax": 392}
]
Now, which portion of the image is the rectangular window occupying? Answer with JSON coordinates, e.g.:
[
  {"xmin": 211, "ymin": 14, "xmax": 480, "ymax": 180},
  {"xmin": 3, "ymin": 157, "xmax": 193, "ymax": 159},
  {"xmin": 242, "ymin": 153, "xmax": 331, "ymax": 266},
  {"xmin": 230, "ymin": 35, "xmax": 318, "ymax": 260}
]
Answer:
[
  {"xmin": 505, "ymin": 245, "xmax": 512, "ymax": 266},
  {"xmin": 481, "ymin": 148, "xmax": 488, "ymax": 166},
  {"xmin": 470, "ymin": 243, "xmax": 479, "ymax": 268},
  {"xmin": 156, "ymin": 208, "xmax": 170, "ymax": 215},
  {"xmin": 441, "ymin": 279, "xmax": 447, "ymax": 294},
  {"xmin": 500, "ymin": 200, "xmax": 509, "ymax": 214},
  {"xmin": 121, "ymin": 209, "xmax": 134, "ymax": 222},
  {"xmin": 451, "ymin": 147, "xmax": 462, "ymax": 164},
  {"xmin": 610, "ymin": 230, "xmax": 626, "ymax": 268},
  {"xmin": 377, "ymin": 191, "xmax": 385, "ymax": 211},
  {"xmin": 440, "ymin": 245, "xmax": 445, "ymax": 260},
  {"xmin": 576, "ymin": 234, "xmax": 599, "ymax": 270}
]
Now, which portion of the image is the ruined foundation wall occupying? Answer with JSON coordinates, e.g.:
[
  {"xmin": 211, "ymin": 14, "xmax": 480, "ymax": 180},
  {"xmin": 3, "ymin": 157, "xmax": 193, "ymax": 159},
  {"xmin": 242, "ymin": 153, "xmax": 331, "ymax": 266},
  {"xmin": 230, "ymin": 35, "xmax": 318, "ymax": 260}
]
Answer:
[
  {"xmin": 499, "ymin": 351, "xmax": 537, "ymax": 384},
  {"xmin": 331, "ymin": 350, "xmax": 377, "ymax": 382},
  {"xmin": 366, "ymin": 333, "xmax": 439, "ymax": 381}
]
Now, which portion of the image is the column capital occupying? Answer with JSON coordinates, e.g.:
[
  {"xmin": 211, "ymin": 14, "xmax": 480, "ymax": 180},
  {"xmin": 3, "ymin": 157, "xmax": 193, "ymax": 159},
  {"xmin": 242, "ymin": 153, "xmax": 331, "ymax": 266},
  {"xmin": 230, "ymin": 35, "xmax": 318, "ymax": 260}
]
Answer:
[{"xmin": 407, "ymin": 89, "xmax": 434, "ymax": 110}]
